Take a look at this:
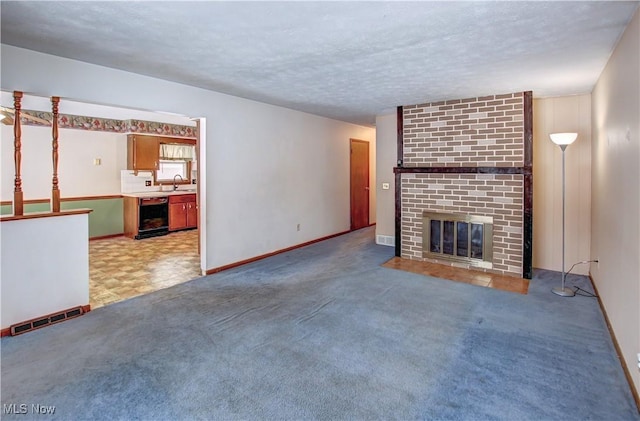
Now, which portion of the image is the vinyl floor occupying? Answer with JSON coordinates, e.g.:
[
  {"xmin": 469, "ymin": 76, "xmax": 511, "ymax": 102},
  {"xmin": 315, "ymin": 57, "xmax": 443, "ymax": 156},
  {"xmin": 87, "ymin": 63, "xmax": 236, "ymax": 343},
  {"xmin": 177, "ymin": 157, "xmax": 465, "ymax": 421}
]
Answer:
[{"xmin": 89, "ymin": 229, "xmax": 200, "ymax": 309}]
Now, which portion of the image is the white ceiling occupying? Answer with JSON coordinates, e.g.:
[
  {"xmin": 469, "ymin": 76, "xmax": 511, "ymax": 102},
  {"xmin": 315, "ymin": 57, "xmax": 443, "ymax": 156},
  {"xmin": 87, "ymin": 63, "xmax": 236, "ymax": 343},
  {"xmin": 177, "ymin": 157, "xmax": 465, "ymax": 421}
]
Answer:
[{"xmin": 1, "ymin": 1, "xmax": 638, "ymax": 126}]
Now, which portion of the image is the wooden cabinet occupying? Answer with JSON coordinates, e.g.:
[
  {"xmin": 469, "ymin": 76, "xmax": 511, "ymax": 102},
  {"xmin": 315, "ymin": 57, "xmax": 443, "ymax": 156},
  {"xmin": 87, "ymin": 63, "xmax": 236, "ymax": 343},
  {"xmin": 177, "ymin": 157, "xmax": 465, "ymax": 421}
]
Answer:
[
  {"xmin": 123, "ymin": 197, "xmax": 140, "ymax": 239},
  {"xmin": 169, "ymin": 194, "xmax": 197, "ymax": 231},
  {"xmin": 127, "ymin": 135, "xmax": 159, "ymax": 171}
]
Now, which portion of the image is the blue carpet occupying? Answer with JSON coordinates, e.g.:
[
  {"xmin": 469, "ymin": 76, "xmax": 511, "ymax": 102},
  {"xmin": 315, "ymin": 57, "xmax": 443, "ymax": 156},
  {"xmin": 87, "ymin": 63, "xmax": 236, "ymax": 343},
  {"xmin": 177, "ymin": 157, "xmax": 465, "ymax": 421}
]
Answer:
[{"xmin": 1, "ymin": 227, "xmax": 638, "ymax": 420}]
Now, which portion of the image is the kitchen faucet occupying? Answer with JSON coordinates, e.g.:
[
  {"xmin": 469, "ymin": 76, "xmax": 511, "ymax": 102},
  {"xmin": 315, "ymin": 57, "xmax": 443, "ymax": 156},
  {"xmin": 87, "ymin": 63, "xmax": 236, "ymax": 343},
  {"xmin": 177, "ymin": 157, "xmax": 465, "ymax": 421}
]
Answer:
[{"xmin": 173, "ymin": 174, "xmax": 184, "ymax": 191}]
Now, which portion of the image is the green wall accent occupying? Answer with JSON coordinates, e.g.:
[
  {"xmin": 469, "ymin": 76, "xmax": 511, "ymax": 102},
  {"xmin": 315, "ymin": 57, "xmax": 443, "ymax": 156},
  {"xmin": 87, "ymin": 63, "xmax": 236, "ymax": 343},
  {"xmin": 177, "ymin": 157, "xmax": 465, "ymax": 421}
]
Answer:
[{"xmin": 1, "ymin": 198, "xmax": 124, "ymax": 238}]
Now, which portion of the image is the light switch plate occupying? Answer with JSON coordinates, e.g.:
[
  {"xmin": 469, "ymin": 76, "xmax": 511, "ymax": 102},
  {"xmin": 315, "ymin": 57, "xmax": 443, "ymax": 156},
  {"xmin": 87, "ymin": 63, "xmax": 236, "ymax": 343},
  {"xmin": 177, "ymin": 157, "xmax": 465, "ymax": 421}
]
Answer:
[{"xmin": 382, "ymin": 182, "xmax": 390, "ymax": 190}]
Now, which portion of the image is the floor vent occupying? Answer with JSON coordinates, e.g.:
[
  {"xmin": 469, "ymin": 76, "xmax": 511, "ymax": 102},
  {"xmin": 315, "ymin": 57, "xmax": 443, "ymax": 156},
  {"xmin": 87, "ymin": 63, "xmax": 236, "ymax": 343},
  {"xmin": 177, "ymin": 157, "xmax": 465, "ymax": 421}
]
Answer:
[{"xmin": 10, "ymin": 306, "xmax": 85, "ymax": 336}]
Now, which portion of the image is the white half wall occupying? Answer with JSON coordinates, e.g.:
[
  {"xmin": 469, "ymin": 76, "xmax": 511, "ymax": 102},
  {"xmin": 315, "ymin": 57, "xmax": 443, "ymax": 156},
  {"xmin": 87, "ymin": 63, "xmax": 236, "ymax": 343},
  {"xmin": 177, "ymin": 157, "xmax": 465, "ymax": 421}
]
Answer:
[
  {"xmin": 1, "ymin": 213, "xmax": 90, "ymax": 329},
  {"xmin": 533, "ymin": 95, "xmax": 592, "ymax": 276},
  {"xmin": 591, "ymin": 8, "xmax": 640, "ymax": 393},
  {"xmin": 1, "ymin": 45, "xmax": 375, "ymax": 271}
]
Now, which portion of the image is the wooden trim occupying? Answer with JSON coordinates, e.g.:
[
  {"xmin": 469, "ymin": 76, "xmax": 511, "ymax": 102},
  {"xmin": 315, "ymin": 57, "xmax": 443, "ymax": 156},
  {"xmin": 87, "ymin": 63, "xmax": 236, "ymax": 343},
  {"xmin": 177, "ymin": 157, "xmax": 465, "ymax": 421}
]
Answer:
[
  {"xmin": 393, "ymin": 166, "xmax": 531, "ymax": 175},
  {"xmin": 395, "ymin": 172, "xmax": 401, "ymax": 257},
  {"xmin": 51, "ymin": 96, "xmax": 61, "ymax": 213},
  {"xmin": 397, "ymin": 106, "xmax": 404, "ymax": 167},
  {"xmin": 0, "ymin": 208, "xmax": 92, "ymax": 222},
  {"xmin": 395, "ymin": 106, "xmax": 403, "ymax": 257},
  {"xmin": 13, "ymin": 91, "xmax": 24, "ymax": 216},
  {"xmin": 523, "ymin": 174, "xmax": 533, "ymax": 279},
  {"xmin": 156, "ymin": 136, "xmax": 196, "ymax": 145},
  {"xmin": 1, "ymin": 198, "xmax": 49, "ymax": 206},
  {"xmin": 90, "ymin": 233, "xmax": 124, "ymax": 241},
  {"xmin": 0, "ymin": 327, "xmax": 10, "ymax": 338},
  {"xmin": 590, "ymin": 274, "xmax": 640, "ymax": 413},
  {"xmin": 206, "ymin": 229, "xmax": 351, "ymax": 275},
  {"xmin": 522, "ymin": 91, "xmax": 534, "ymax": 279},
  {"xmin": 1, "ymin": 195, "xmax": 124, "ymax": 206},
  {"xmin": 81, "ymin": 304, "xmax": 91, "ymax": 313},
  {"xmin": 523, "ymin": 91, "xmax": 533, "ymax": 168}
]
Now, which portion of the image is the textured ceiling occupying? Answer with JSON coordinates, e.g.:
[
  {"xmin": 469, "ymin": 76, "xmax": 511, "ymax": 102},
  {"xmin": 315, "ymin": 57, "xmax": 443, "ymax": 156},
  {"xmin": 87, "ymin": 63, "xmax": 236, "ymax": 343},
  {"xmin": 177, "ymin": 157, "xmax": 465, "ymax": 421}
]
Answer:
[{"xmin": 1, "ymin": 1, "xmax": 638, "ymax": 126}]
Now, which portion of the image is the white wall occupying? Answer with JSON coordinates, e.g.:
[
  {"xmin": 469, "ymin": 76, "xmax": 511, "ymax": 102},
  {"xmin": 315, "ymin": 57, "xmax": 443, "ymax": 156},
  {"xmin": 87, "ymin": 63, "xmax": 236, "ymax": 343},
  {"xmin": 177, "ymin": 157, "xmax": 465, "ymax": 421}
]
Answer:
[
  {"xmin": 533, "ymin": 95, "xmax": 592, "ymax": 275},
  {"xmin": 375, "ymin": 112, "xmax": 397, "ymax": 245},
  {"xmin": 0, "ymin": 124, "xmax": 126, "ymax": 199},
  {"xmin": 591, "ymin": 8, "xmax": 640, "ymax": 393},
  {"xmin": 1, "ymin": 45, "xmax": 375, "ymax": 270},
  {"xmin": 1, "ymin": 213, "xmax": 90, "ymax": 328}
]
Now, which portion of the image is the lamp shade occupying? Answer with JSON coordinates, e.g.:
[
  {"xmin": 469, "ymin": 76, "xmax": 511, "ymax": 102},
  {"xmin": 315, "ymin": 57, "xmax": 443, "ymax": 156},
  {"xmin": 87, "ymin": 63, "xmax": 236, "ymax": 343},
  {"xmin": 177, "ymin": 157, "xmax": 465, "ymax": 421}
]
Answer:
[{"xmin": 550, "ymin": 132, "xmax": 578, "ymax": 145}]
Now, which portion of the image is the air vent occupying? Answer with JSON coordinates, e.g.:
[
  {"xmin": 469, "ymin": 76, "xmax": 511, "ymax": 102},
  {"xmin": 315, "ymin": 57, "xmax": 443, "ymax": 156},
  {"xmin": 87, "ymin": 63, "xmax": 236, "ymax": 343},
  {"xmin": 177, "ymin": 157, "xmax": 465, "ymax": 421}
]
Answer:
[
  {"xmin": 9, "ymin": 306, "xmax": 85, "ymax": 336},
  {"xmin": 376, "ymin": 235, "xmax": 395, "ymax": 247}
]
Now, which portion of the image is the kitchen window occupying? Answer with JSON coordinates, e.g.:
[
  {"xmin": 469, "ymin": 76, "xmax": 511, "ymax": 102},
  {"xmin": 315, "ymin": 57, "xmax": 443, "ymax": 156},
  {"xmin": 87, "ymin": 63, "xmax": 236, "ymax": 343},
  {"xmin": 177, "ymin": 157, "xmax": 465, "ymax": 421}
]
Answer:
[
  {"xmin": 156, "ymin": 160, "xmax": 188, "ymax": 181},
  {"xmin": 156, "ymin": 143, "xmax": 195, "ymax": 183}
]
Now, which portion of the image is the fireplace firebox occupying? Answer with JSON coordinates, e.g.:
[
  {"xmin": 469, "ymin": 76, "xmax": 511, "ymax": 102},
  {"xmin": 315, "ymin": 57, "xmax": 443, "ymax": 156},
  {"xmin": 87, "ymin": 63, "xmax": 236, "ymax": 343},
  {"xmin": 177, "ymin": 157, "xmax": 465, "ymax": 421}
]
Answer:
[{"xmin": 422, "ymin": 212, "xmax": 493, "ymax": 269}]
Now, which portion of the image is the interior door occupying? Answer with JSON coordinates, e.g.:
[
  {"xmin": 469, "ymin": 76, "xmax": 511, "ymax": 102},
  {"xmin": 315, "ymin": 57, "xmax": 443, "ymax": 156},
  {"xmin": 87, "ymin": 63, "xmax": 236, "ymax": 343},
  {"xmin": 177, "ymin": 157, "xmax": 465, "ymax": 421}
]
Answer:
[{"xmin": 350, "ymin": 139, "xmax": 370, "ymax": 230}]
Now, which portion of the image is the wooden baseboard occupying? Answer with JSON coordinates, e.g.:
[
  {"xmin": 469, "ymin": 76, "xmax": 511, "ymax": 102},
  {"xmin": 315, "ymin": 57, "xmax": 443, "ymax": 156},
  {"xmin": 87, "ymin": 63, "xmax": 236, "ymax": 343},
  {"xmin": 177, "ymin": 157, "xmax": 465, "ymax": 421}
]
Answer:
[
  {"xmin": 90, "ymin": 233, "xmax": 124, "ymax": 241},
  {"xmin": 206, "ymin": 229, "xmax": 352, "ymax": 275},
  {"xmin": 590, "ymin": 273, "xmax": 640, "ymax": 413}
]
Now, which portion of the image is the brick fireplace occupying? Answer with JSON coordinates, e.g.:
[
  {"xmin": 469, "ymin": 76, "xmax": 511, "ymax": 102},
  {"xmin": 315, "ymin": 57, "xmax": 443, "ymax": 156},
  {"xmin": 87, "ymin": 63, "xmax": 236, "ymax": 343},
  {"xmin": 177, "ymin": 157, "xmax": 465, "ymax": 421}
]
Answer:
[{"xmin": 393, "ymin": 92, "xmax": 533, "ymax": 278}]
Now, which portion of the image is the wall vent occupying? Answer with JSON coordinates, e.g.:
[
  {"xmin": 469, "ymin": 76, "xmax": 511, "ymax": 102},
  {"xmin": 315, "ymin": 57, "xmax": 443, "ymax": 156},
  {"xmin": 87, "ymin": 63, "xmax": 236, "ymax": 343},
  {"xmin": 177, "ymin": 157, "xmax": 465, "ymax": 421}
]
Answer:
[
  {"xmin": 376, "ymin": 235, "xmax": 395, "ymax": 247},
  {"xmin": 9, "ymin": 306, "xmax": 85, "ymax": 336}
]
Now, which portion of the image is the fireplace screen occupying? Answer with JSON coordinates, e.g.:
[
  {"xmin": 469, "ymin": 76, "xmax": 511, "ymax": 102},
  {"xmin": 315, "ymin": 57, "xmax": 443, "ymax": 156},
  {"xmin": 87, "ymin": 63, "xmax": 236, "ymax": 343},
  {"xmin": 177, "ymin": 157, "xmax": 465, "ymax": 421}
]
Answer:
[{"xmin": 423, "ymin": 212, "xmax": 493, "ymax": 268}]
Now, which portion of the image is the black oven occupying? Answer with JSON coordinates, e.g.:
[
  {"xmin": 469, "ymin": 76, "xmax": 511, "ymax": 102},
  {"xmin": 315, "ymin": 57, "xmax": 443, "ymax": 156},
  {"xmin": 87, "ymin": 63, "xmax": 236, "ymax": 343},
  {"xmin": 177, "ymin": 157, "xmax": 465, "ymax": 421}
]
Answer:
[{"xmin": 137, "ymin": 197, "xmax": 169, "ymax": 239}]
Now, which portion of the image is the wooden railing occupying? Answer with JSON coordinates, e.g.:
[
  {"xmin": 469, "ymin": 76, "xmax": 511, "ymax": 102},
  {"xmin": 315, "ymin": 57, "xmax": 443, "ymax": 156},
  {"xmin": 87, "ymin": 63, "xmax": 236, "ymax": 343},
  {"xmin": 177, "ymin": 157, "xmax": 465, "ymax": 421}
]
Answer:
[
  {"xmin": 51, "ymin": 96, "xmax": 60, "ymax": 212},
  {"xmin": 13, "ymin": 91, "xmax": 23, "ymax": 215},
  {"xmin": 9, "ymin": 91, "xmax": 62, "ymax": 216}
]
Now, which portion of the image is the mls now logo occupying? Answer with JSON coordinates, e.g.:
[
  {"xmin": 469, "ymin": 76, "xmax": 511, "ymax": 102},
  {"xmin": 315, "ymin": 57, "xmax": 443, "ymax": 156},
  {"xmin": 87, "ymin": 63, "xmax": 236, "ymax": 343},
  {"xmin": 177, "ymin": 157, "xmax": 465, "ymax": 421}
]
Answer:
[{"xmin": 3, "ymin": 403, "xmax": 56, "ymax": 415}]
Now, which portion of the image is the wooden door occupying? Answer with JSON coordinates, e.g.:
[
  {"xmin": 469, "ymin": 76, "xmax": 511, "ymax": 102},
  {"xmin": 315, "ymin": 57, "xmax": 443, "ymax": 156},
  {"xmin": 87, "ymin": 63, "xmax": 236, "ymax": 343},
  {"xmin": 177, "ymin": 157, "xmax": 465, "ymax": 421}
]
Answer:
[{"xmin": 350, "ymin": 139, "xmax": 369, "ymax": 230}]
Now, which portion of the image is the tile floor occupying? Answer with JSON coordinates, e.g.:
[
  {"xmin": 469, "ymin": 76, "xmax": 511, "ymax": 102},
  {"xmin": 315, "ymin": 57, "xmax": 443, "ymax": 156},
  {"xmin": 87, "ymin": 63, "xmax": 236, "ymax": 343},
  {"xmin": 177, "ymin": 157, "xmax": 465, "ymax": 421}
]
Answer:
[
  {"xmin": 382, "ymin": 256, "xmax": 529, "ymax": 294},
  {"xmin": 89, "ymin": 229, "xmax": 201, "ymax": 309}
]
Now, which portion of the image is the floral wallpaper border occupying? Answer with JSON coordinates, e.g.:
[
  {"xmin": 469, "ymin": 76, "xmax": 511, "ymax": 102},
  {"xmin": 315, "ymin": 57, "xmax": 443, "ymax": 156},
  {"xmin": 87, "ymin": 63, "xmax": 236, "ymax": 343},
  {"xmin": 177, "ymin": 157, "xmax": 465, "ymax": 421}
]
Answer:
[{"xmin": 18, "ymin": 110, "xmax": 197, "ymax": 138}]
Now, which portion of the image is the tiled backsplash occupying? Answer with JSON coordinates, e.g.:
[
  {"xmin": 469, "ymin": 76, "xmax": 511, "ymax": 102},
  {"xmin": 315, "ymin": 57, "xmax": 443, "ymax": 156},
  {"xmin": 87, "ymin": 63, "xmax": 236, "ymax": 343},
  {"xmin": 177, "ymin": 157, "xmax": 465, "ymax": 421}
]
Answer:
[{"xmin": 120, "ymin": 170, "xmax": 155, "ymax": 193}]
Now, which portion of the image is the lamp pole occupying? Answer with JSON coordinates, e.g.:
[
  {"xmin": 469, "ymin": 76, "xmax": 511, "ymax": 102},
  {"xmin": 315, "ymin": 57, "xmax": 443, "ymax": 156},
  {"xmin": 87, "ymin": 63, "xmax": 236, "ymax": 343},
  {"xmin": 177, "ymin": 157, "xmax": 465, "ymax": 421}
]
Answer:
[{"xmin": 552, "ymin": 145, "xmax": 574, "ymax": 296}]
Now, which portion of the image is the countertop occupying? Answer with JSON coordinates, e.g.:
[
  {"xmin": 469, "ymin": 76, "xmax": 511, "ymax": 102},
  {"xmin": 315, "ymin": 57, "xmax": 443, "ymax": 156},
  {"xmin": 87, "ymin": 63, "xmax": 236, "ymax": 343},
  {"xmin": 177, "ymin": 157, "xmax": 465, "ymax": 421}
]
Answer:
[{"xmin": 122, "ymin": 190, "xmax": 197, "ymax": 198}]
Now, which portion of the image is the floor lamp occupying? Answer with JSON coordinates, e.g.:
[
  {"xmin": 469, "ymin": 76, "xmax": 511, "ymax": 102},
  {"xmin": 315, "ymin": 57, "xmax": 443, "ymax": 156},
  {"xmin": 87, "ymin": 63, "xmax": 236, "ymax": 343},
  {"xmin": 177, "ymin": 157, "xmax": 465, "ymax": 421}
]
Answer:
[{"xmin": 550, "ymin": 132, "xmax": 578, "ymax": 297}]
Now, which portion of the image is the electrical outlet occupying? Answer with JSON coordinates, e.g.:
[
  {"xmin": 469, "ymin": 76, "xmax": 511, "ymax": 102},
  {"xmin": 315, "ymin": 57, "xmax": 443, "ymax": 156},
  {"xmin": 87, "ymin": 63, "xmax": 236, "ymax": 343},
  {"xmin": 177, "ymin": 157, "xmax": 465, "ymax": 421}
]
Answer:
[
  {"xmin": 382, "ymin": 182, "xmax": 390, "ymax": 190},
  {"xmin": 637, "ymin": 353, "xmax": 640, "ymax": 370},
  {"xmin": 296, "ymin": 224, "xmax": 301, "ymax": 232}
]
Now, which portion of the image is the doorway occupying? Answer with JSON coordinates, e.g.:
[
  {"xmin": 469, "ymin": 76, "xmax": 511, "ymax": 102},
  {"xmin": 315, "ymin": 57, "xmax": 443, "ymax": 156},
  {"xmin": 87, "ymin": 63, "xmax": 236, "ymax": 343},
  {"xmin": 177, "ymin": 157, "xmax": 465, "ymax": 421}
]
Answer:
[{"xmin": 350, "ymin": 138, "xmax": 370, "ymax": 230}]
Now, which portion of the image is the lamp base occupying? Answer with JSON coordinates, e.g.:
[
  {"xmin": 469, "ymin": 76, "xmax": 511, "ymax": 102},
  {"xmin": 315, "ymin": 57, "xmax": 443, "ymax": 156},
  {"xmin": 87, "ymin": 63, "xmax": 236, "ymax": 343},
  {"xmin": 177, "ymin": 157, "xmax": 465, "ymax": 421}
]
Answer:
[{"xmin": 552, "ymin": 286, "xmax": 576, "ymax": 297}]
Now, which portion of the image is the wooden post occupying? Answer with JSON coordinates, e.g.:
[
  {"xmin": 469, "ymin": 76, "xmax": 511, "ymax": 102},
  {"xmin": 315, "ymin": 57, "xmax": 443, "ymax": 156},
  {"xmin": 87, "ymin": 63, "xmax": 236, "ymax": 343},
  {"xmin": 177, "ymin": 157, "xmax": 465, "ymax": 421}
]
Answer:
[
  {"xmin": 13, "ymin": 91, "xmax": 24, "ymax": 216},
  {"xmin": 51, "ymin": 96, "xmax": 61, "ymax": 212}
]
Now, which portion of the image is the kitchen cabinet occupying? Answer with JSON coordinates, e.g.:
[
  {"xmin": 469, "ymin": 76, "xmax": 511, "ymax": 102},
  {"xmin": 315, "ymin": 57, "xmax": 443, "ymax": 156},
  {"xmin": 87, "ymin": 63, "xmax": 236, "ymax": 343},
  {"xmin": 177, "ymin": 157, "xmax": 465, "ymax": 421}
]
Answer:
[
  {"xmin": 127, "ymin": 134, "xmax": 159, "ymax": 171},
  {"xmin": 169, "ymin": 194, "xmax": 197, "ymax": 231}
]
